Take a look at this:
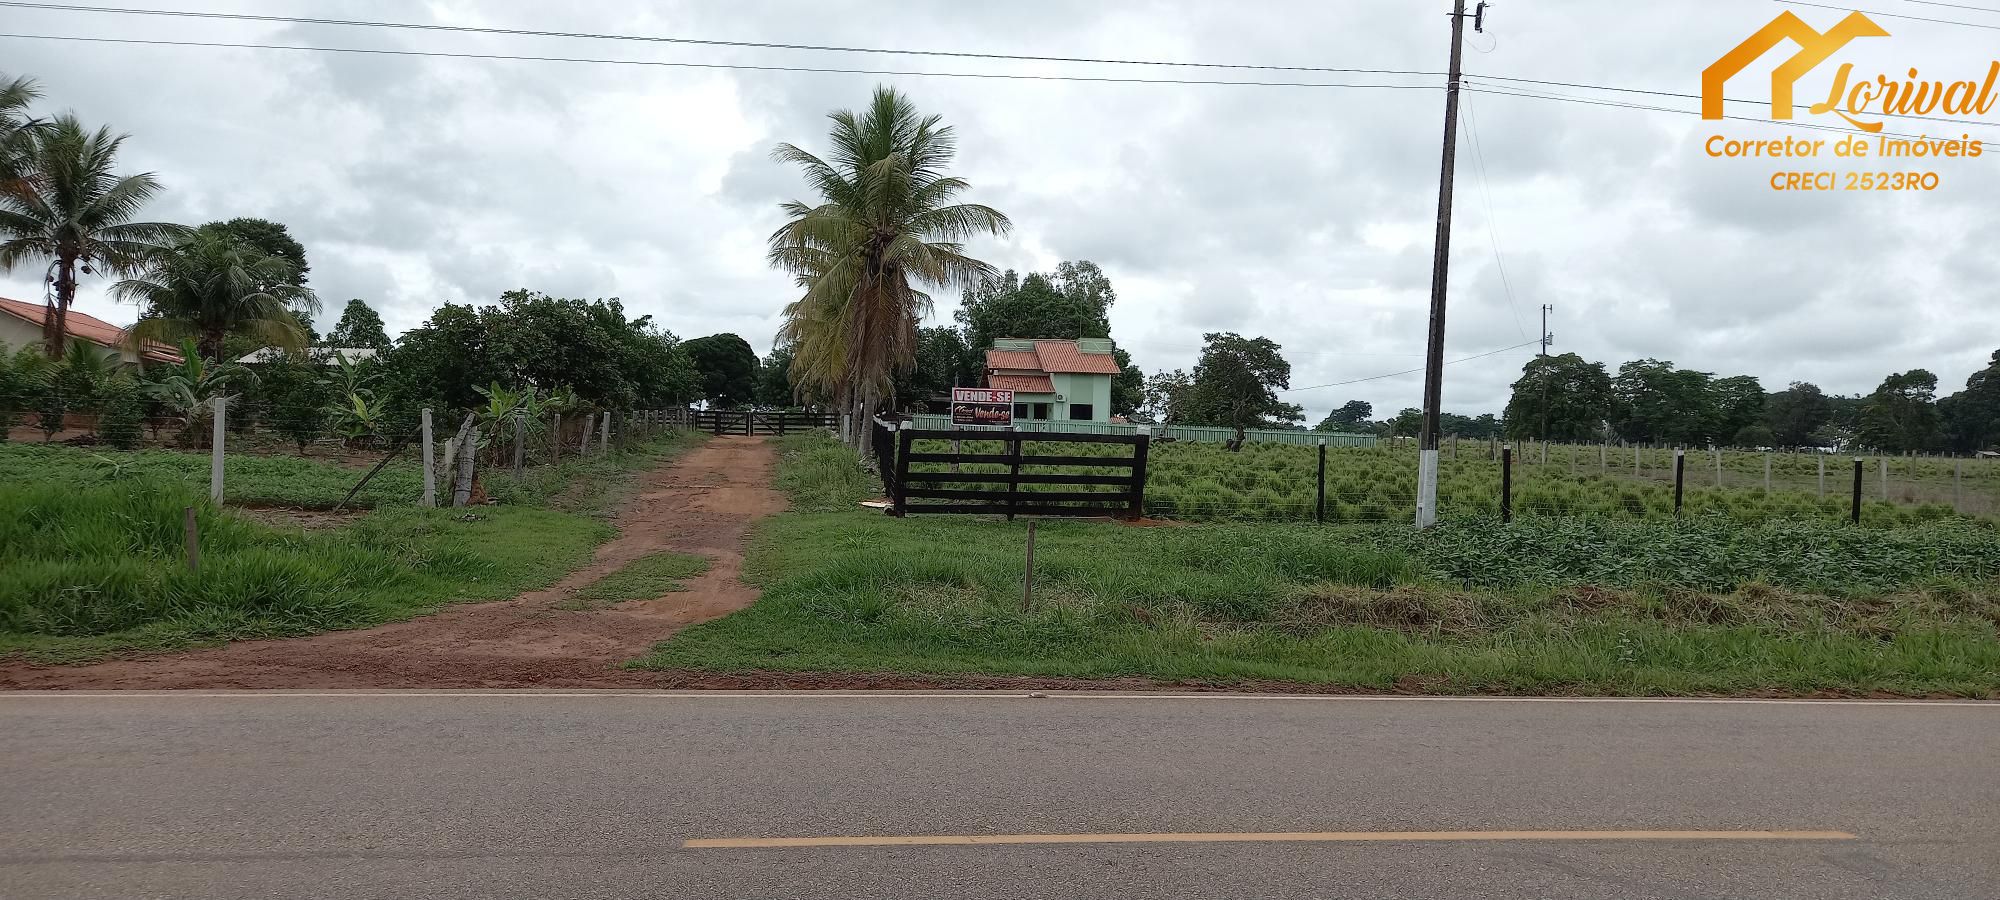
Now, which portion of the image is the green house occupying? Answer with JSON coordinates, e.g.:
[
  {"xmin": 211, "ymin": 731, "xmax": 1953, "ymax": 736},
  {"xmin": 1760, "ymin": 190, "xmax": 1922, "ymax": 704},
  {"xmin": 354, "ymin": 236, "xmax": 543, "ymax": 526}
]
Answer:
[{"xmin": 984, "ymin": 338, "xmax": 1121, "ymax": 423}]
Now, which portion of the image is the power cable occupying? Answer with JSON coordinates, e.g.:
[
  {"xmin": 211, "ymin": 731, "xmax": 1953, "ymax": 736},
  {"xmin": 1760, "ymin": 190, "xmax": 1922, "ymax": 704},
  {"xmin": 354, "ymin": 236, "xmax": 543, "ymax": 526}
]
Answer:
[
  {"xmin": 1459, "ymin": 90, "xmax": 1530, "ymax": 343},
  {"xmin": 1774, "ymin": 0, "xmax": 2000, "ymax": 30},
  {"xmin": 0, "ymin": 32, "xmax": 1448, "ymax": 90},
  {"xmin": 1466, "ymin": 72, "xmax": 1998, "ymax": 131},
  {"xmin": 1466, "ymin": 81, "xmax": 1999, "ymax": 147},
  {"xmin": 1282, "ymin": 340, "xmax": 1542, "ymax": 394},
  {"xmin": 0, "ymin": 1, "xmax": 1440, "ymax": 76},
  {"xmin": 1903, "ymin": 0, "xmax": 2000, "ymax": 13}
]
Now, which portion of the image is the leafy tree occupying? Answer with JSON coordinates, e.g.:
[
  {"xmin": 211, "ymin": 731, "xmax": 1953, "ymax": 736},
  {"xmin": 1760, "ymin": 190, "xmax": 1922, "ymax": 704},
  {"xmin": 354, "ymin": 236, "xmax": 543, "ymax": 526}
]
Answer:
[
  {"xmin": 1763, "ymin": 382, "xmax": 1834, "ymax": 448},
  {"xmin": 1142, "ymin": 369, "xmax": 1192, "ymax": 424},
  {"xmin": 1712, "ymin": 375, "xmax": 1767, "ymax": 445},
  {"xmin": 1316, "ymin": 400, "xmax": 1373, "ymax": 432},
  {"xmin": 1941, "ymin": 351, "xmax": 2000, "ymax": 453},
  {"xmin": 1858, "ymin": 369, "xmax": 1942, "ymax": 453},
  {"xmin": 1385, "ymin": 407, "xmax": 1424, "ymax": 438},
  {"xmin": 956, "ymin": 262, "xmax": 1115, "ymax": 351},
  {"xmin": 893, "ymin": 325, "xmax": 975, "ymax": 411},
  {"xmin": 0, "ymin": 115, "xmax": 187, "ymax": 356},
  {"xmin": 326, "ymin": 299, "xmax": 391, "ymax": 349},
  {"xmin": 1111, "ymin": 348, "xmax": 1144, "ymax": 417},
  {"xmin": 97, "ymin": 375, "xmax": 144, "ymax": 450},
  {"xmin": 768, "ymin": 86, "xmax": 1011, "ymax": 424},
  {"xmin": 755, "ymin": 341, "xmax": 799, "ymax": 407},
  {"xmin": 682, "ymin": 333, "xmax": 759, "ymax": 408},
  {"xmin": 197, "ymin": 218, "xmax": 309, "ymax": 286},
  {"xmin": 1179, "ymin": 333, "xmax": 1303, "ymax": 445},
  {"xmin": 1442, "ymin": 412, "xmax": 1501, "ymax": 440},
  {"xmin": 1611, "ymin": 359, "xmax": 1718, "ymax": 445},
  {"xmin": 1503, "ymin": 353, "xmax": 1612, "ymax": 441},
  {"xmin": 116, "ymin": 230, "xmax": 318, "ymax": 362},
  {"xmin": 260, "ymin": 350, "xmax": 333, "ymax": 452},
  {"xmin": 143, "ymin": 339, "xmax": 257, "ymax": 448}
]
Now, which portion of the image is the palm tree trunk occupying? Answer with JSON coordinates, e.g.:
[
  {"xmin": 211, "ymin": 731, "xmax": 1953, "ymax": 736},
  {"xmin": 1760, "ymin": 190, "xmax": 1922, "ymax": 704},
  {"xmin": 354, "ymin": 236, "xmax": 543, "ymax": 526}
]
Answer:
[{"xmin": 45, "ymin": 254, "xmax": 75, "ymax": 357}]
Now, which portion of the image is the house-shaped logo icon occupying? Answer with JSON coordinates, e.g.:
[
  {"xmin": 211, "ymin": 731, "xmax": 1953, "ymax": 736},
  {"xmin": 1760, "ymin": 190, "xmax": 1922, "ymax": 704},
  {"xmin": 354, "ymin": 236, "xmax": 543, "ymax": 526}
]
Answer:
[{"xmin": 1702, "ymin": 11, "xmax": 1889, "ymax": 122}]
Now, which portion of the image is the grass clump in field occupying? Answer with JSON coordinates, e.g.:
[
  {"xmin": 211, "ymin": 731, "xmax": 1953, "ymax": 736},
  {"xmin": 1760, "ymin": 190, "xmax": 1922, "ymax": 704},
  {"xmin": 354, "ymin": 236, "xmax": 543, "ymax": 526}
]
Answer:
[
  {"xmin": 558, "ymin": 552, "xmax": 709, "ymax": 609},
  {"xmin": 636, "ymin": 431, "xmax": 2000, "ymax": 698}
]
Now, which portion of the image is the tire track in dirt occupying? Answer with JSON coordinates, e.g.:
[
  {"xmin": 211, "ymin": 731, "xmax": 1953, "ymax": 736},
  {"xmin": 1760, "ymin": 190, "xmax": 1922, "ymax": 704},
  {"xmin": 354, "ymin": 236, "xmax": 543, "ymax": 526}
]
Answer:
[{"xmin": 0, "ymin": 436, "xmax": 785, "ymax": 690}]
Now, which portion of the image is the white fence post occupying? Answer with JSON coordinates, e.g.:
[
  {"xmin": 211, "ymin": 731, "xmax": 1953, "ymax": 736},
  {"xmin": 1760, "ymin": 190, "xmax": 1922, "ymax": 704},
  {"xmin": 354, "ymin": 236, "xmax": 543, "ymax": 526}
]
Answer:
[
  {"xmin": 210, "ymin": 396, "xmax": 226, "ymax": 504},
  {"xmin": 601, "ymin": 411, "xmax": 613, "ymax": 452},
  {"xmin": 420, "ymin": 408, "xmax": 436, "ymax": 508}
]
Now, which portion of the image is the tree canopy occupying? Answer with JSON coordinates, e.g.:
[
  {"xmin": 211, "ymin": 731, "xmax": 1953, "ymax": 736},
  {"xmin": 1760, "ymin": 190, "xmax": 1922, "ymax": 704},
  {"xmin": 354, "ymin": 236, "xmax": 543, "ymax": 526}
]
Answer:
[
  {"xmin": 326, "ymin": 299, "xmax": 391, "ymax": 349},
  {"xmin": 116, "ymin": 229, "xmax": 317, "ymax": 362},
  {"xmin": 1178, "ymin": 332, "xmax": 1303, "ymax": 443},
  {"xmin": 1503, "ymin": 353, "xmax": 1612, "ymax": 441},
  {"xmin": 1316, "ymin": 400, "xmax": 1374, "ymax": 432},
  {"xmin": 1858, "ymin": 369, "xmax": 1942, "ymax": 454},
  {"xmin": 197, "ymin": 218, "xmax": 309, "ymax": 286},
  {"xmin": 681, "ymin": 333, "xmax": 759, "ymax": 408}
]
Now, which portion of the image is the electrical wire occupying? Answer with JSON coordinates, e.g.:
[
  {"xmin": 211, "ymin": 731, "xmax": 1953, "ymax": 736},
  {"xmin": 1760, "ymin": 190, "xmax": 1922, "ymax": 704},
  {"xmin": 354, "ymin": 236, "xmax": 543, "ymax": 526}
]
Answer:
[
  {"xmin": 1902, "ymin": 0, "xmax": 2000, "ymax": 13},
  {"xmin": 1466, "ymin": 81, "xmax": 2000, "ymax": 148},
  {"xmin": 1281, "ymin": 340, "xmax": 1542, "ymax": 394},
  {"xmin": 0, "ymin": 32, "xmax": 1447, "ymax": 90},
  {"xmin": 0, "ymin": 1, "xmax": 1440, "ymax": 76},
  {"xmin": 1459, "ymin": 90, "xmax": 1530, "ymax": 343},
  {"xmin": 1466, "ymin": 72, "xmax": 1999, "ymax": 131},
  {"xmin": 1774, "ymin": 0, "xmax": 2000, "ymax": 30}
]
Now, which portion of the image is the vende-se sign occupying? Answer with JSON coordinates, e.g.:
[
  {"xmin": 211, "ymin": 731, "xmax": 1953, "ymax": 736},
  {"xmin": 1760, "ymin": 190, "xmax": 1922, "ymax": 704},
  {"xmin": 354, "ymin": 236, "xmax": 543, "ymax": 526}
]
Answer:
[
  {"xmin": 951, "ymin": 387, "xmax": 1015, "ymax": 427},
  {"xmin": 952, "ymin": 388, "xmax": 1015, "ymax": 405}
]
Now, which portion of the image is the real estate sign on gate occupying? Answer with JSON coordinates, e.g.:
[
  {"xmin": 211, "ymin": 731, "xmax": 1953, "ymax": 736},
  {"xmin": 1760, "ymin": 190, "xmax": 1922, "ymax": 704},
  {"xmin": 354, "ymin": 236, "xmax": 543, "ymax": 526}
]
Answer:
[{"xmin": 950, "ymin": 388, "xmax": 1015, "ymax": 427}]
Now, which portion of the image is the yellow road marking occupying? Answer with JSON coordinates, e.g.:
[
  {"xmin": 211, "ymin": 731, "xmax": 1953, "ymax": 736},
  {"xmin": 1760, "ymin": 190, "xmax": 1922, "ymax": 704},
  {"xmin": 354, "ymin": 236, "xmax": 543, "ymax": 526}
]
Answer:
[{"xmin": 685, "ymin": 829, "xmax": 1857, "ymax": 849}]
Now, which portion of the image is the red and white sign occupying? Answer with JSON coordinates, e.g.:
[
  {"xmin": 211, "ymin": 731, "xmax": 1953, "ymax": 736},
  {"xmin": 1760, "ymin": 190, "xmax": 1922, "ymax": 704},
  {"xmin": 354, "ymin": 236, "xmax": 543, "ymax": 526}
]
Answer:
[{"xmin": 952, "ymin": 388, "xmax": 1015, "ymax": 405}]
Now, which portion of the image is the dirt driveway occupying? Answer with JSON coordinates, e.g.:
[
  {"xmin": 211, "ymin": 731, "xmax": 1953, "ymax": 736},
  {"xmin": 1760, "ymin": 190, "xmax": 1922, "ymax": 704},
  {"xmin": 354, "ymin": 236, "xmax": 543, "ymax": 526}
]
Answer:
[{"xmin": 0, "ymin": 436, "xmax": 785, "ymax": 690}]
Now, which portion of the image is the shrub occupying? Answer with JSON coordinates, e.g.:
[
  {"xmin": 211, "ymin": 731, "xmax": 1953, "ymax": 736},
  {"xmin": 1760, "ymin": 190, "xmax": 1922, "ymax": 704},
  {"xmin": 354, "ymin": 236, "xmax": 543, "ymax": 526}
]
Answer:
[{"xmin": 97, "ymin": 380, "xmax": 145, "ymax": 450}]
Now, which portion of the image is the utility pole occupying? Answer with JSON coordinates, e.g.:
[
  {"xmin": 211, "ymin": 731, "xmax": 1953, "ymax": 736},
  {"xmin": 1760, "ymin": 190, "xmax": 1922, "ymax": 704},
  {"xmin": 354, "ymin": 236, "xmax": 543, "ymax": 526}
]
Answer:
[
  {"xmin": 1539, "ymin": 304, "xmax": 1554, "ymax": 357},
  {"xmin": 1415, "ymin": 0, "xmax": 1477, "ymax": 530}
]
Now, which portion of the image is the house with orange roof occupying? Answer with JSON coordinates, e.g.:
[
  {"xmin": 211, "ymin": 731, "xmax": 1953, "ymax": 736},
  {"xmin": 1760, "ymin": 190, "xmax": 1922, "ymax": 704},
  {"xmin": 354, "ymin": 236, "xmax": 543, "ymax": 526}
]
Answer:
[
  {"xmin": 0, "ymin": 296, "xmax": 182, "ymax": 365},
  {"xmin": 983, "ymin": 338, "xmax": 1121, "ymax": 423}
]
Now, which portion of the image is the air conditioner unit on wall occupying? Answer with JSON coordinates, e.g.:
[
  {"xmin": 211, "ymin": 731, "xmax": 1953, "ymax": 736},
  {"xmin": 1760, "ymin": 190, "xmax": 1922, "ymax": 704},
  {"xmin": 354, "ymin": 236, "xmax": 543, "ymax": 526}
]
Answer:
[{"xmin": 1055, "ymin": 395, "xmax": 1065, "ymax": 402}]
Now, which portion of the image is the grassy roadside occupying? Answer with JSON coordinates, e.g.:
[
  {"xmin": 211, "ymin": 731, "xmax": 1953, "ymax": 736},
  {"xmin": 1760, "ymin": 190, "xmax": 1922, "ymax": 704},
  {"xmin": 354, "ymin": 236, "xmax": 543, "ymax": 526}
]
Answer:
[
  {"xmin": 635, "ymin": 432, "xmax": 2000, "ymax": 697},
  {"xmin": 0, "ymin": 431, "xmax": 706, "ymax": 663}
]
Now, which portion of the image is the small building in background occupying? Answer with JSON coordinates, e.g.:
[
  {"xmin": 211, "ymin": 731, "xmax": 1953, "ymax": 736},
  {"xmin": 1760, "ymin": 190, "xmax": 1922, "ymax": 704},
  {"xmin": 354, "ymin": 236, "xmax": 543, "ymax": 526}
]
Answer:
[
  {"xmin": 984, "ymin": 338, "xmax": 1121, "ymax": 423},
  {"xmin": 0, "ymin": 296, "xmax": 182, "ymax": 365}
]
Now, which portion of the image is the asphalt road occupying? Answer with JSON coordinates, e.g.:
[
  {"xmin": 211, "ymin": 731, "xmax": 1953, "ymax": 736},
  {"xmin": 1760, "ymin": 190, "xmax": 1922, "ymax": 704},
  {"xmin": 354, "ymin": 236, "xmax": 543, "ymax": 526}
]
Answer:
[{"xmin": 2, "ymin": 692, "xmax": 1995, "ymax": 900}]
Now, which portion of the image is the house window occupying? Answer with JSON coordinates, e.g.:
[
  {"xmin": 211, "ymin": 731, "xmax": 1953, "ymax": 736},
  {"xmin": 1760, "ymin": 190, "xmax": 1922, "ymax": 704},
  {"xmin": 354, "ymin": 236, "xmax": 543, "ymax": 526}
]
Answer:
[
  {"xmin": 1014, "ymin": 403, "xmax": 1030, "ymax": 420},
  {"xmin": 1069, "ymin": 403, "xmax": 1095, "ymax": 421},
  {"xmin": 1033, "ymin": 403, "xmax": 1052, "ymax": 420}
]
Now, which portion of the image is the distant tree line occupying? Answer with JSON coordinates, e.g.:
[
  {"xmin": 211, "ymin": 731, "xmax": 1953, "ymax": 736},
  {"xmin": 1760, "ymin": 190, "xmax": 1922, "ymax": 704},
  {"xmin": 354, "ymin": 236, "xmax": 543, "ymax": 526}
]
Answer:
[{"xmin": 1500, "ymin": 351, "xmax": 2000, "ymax": 453}]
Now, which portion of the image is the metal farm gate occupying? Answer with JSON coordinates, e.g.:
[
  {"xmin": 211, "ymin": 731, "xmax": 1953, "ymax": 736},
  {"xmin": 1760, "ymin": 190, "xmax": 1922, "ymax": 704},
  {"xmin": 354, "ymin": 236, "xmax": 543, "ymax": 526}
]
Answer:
[{"xmin": 881, "ymin": 427, "xmax": 1150, "ymax": 520}]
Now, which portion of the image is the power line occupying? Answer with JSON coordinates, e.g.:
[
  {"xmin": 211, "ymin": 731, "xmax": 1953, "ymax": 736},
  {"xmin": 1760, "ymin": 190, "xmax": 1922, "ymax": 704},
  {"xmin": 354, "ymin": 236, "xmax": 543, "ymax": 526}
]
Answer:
[
  {"xmin": 0, "ymin": 1, "xmax": 1440, "ymax": 76},
  {"xmin": 1903, "ymin": 0, "xmax": 2000, "ymax": 13},
  {"xmin": 1465, "ymin": 81, "xmax": 2000, "ymax": 148},
  {"xmin": 0, "ymin": 32, "xmax": 1449, "ymax": 90},
  {"xmin": 1458, "ymin": 90, "xmax": 1529, "ymax": 343},
  {"xmin": 1282, "ymin": 340, "xmax": 1542, "ymax": 394},
  {"xmin": 1774, "ymin": 0, "xmax": 2000, "ymax": 30},
  {"xmin": 1466, "ymin": 72, "xmax": 2000, "ymax": 131}
]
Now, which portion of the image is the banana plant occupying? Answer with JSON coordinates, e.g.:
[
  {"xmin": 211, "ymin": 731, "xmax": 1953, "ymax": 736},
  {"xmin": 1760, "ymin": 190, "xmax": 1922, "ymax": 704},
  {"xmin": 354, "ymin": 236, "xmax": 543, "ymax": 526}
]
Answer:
[
  {"xmin": 329, "ymin": 391, "xmax": 384, "ymax": 448},
  {"xmin": 142, "ymin": 339, "xmax": 256, "ymax": 447}
]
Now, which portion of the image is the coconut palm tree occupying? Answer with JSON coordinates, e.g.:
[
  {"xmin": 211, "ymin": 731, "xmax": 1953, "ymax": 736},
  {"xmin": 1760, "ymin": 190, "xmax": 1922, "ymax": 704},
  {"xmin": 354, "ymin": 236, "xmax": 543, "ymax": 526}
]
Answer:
[
  {"xmin": 0, "ymin": 74, "xmax": 42, "ymax": 192},
  {"xmin": 115, "ymin": 230, "xmax": 319, "ymax": 363},
  {"xmin": 767, "ymin": 86, "xmax": 1010, "ymax": 425},
  {"xmin": 0, "ymin": 114, "xmax": 187, "ymax": 356}
]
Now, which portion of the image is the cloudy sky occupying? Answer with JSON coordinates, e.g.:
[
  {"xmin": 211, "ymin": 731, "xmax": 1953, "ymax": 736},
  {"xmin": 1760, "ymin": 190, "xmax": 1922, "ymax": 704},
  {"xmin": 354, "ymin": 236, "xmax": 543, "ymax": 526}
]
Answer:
[{"xmin": 3, "ymin": 0, "xmax": 1997, "ymax": 421}]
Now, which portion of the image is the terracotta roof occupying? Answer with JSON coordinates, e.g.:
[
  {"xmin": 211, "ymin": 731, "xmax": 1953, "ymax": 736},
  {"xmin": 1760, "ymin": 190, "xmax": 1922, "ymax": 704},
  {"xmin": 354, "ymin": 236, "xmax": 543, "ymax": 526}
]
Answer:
[
  {"xmin": 989, "ymin": 374, "xmax": 1054, "ymax": 394},
  {"xmin": 985, "ymin": 349, "xmax": 1042, "ymax": 371},
  {"xmin": 1033, "ymin": 340, "xmax": 1123, "ymax": 375},
  {"xmin": 983, "ymin": 340, "xmax": 1123, "ymax": 376},
  {"xmin": 0, "ymin": 296, "xmax": 183, "ymax": 363}
]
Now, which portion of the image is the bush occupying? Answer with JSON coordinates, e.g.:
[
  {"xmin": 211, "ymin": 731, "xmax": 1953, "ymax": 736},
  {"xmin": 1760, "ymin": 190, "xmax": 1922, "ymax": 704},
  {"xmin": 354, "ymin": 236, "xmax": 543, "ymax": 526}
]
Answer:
[{"xmin": 97, "ymin": 380, "xmax": 144, "ymax": 450}]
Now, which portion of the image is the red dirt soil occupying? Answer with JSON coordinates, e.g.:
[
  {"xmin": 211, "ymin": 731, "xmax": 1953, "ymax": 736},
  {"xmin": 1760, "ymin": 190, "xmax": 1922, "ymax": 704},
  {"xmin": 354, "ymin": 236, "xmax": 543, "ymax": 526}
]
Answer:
[{"xmin": 0, "ymin": 436, "xmax": 787, "ymax": 690}]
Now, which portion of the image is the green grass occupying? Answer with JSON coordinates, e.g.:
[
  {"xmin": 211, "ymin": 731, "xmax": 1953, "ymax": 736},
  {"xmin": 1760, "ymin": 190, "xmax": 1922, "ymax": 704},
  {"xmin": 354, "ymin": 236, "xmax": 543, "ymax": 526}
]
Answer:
[
  {"xmin": 0, "ymin": 442, "xmax": 426, "ymax": 509},
  {"xmin": 634, "ymin": 432, "xmax": 2000, "ymax": 697},
  {"xmin": 566, "ymin": 552, "xmax": 709, "ymax": 606},
  {"xmin": 0, "ymin": 429, "xmax": 707, "ymax": 661}
]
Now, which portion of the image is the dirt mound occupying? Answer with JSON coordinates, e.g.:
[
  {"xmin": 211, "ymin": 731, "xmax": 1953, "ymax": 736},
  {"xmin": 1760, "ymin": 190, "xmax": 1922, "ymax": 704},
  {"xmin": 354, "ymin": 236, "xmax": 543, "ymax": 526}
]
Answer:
[{"xmin": 1, "ymin": 436, "xmax": 785, "ymax": 690}]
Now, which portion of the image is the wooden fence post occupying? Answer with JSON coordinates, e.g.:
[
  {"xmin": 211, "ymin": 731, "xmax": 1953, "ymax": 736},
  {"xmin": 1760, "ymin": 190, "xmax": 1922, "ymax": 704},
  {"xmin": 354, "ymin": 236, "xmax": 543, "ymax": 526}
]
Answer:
[
  {"xmin": 1129, "ymin": 434, "xmax": 1150, "ymax": 522},
  {"xmin": 1316, "ymin": 439, "xmax": 1327, "ymax": 524},
  {"xmin": 893, "ymin": 426, "xmax": 912, "ymax": 518},
  {"xmin": 421, "ymin": 408, "xmax": 437, "ymax": 507},
  {"xmin": 601, "ymin": 411, "xmax": 613, "ymax": 453},
  {"xmin": 1880, "ymin": 457, "xmax": 1889, "ymax": 502},
  {"xmin": 453, "ymin": 424, "xmax": 480, "ymax": 507},
  {"xmin": 513, "ymin": 414, "xmax": 526, "ymax": 478},
  {"xmin": 581, "ymin": 413, "xmax": 596, "ymax": 456},
  {"xmin": 1501, "ymin": 444, "xmax": 1513, "ymax": 524},
  {"xmin": 183, "ymin": 506, "xmax": 200, "ymax": 573},
  {"xmin": 1852, "ymin": 458, "xmax": 1864, "ymax": 523},
  {"xmin": 1021, "ymin": 520, "xmax": 1038, "ymax": 612},
  {"xmin": 1818, "ymin": 454, "xmax": 1826, "ymax": 499},
  {"xmin": 210, "ymin": 396, "xmax": 226, "ymax": 504},
  {"xmin": 1006, "ymin": 429, "xmax": 1023, "ymax": 522},
  {"xmin": 551, "ymin": 414, "xmax": 561, "ymax": 463},
  {"xmin": 1763, "ymin": 452, "xmax": 1772, "ymax": 494},
  {"xmin": 1673, "ymin": 449, "xmax": 1686, "ymax": 518}
]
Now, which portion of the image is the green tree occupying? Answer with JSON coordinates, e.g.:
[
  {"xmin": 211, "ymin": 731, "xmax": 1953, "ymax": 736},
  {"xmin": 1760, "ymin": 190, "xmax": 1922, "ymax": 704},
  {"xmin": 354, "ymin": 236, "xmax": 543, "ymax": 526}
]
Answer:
[
  {"xmin": 1111, "ymin": 348, "xmax": 1144, "ymax": 417},
  {"xmin": 1611, "ymin": 359, "xmax": 1718, "ymax": 445},
  {"xmin": 96, "ymin": 375, "xmax": 143, "ymax": 450},
  {"xmin": 1179, "ymin": 333, "xmax": 1304, "ymax": 445},
  {"xmin": 1385, "ymin": 407, "xmax": 1424, "ymax": 438},
  {"xmin": 893, "ymin": 325, "xmax": 974, "ymax": 411},
  {"xmin": 0, "ymin": 115, "xmax": 187, "ymax": 356},
  {"xmin": 1858, "ymin": 369, "xmax": 1942, "ymax": 453},
  {"xmin": 1503, "ymin": 353, "xmax": 1612, "ymax": 441},
  {"xmin": 1316, "ymin": 400, "xmax": 1374, "ymax": 432},
  {"xmin": 326, "ymin": 299, "xmax": 391, "ymax": 349},
  {"xmin": 682, "ymin": 333, "xmax": 759, "ymax": 408},
  {"xmin": 1142, "ymin": 369, "xmax": 1192, "ymax": 424},
  {"xmin": 197, "ymin": 218, "xmax": 309, "ymax": 286},
  {"xmin": 1941, "ymin": 351, "xmax": 2000, "ymax": 453},
  {"xmin": 768, "ymin": 86, "xmax": 1011, "ymax": 424},
  {"xmin": 755, "ymin": 341, "xmax": 800, "ymax": 407},
  {"xmin": 956, "ymin": 262, "xmax": 1115, "ymax": 351},
  {"xmin": 0, "ymin": 74, "xmax": 40, "ymax": 193},
  {"xmin": 1763, "ymin": 381, "xmax": 1834, "ymax": 448},
  {"xmin": 1711, "ymin": 375, "xmax": 1767, "ymax": 445},
  {"xmin": 116, "ymin": 230, "xmax": 318, "ymax": 362},
  {"xmin": 260, "ymin": 350, "xmax": 333, "ymax": 452}
]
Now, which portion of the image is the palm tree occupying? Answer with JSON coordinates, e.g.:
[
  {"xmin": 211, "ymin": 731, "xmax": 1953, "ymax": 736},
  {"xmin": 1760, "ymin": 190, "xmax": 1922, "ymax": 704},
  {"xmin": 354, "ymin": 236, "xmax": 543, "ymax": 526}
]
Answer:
[
  {"xmin": 115, "ymin": 230, "xmax": 318, "ymax": 362},
  {"xmin": 767, "ymin": 86, "xmax": 1010, "ymax": 425},
  {"xmin": 0, "ymin": 73, "xmax": 42, "ymax": 192},
  {"xmin": 0, "ymin": 114, "xmax": 187, "ymax": 356}
]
